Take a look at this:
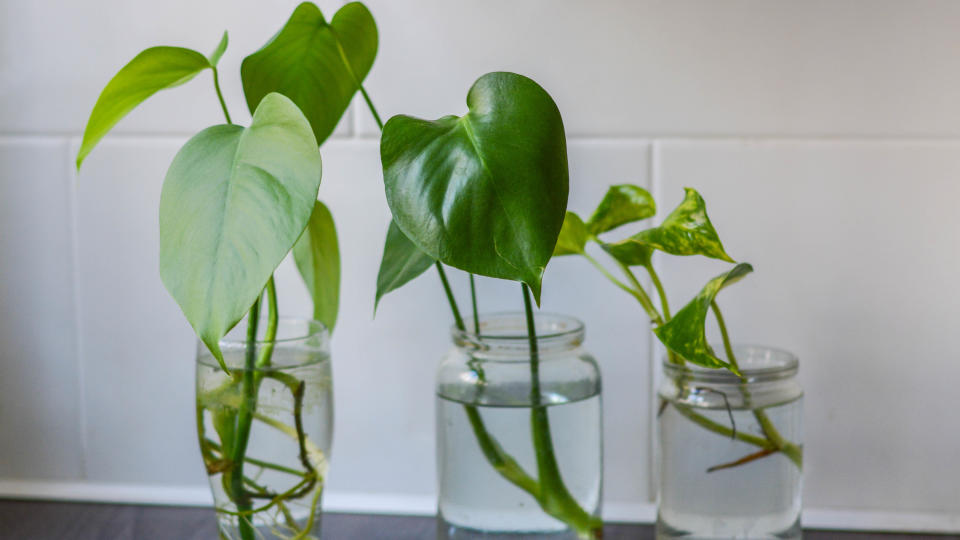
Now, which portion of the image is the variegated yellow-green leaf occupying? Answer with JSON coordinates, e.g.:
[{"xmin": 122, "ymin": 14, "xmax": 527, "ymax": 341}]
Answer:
[
  {"xmin": 629, "ymin": 188, "xmax": 734, "ymax": 262},
  {"xmin": 77, "ymin": 45, "xmax": 216, "ymax": 169},
  {"xmin": 653, "ymin": 263, "xmax": 753, "ymax": 373},
  {"xmin": 381, "ymin": 72, "xmax": 568, "ymax": 304},
  {"xmin": 374, "ymin": 220, "xmax": 435, "ymax": 311},
  {"xmin": 553, "ymin": 212, "xmax": 590, "ymax": 256},
  {"xmin": 159, "ymin": 93, "xmax": 322, "ymax": 370},
  {"xmin": 293, "ymin": 201, "xmax": 340, "ymax": 332},
  {"xmin": 586, "ymin": 184, "xmax": 655, "ymax": 234},
  {"xmin": 599, "ymin": 238, "xmax": 653, "ymax": 267}
]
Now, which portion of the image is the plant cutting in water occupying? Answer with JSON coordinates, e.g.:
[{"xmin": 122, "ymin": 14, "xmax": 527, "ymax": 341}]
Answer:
[
  {"xmin": 373, "ymin": 72, "xmax": 603, "ymax": 539},
  {"xmin": 76, "ymin": 3, "xmax": 377, "ymax": 537},
  {"xmin": 553, "ymin": 185, "xmax": 803, "ymax": 472}
]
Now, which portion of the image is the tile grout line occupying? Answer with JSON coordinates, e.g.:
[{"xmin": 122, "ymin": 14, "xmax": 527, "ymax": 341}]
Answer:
[
  {"xmin": 64, "ymin": 135, "xmax": 90, "ymax": 481},
  {"xmin": 646, "ymin": 140, "xmax": 660, "ymax": 504}
]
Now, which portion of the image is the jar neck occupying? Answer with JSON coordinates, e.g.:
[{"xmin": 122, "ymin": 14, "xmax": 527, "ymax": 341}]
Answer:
[
  {"xmin": 452, "ymin": 312, "xmax": 584, "ymax": 357},
  {"xmin": 663, "ymin": 344, "xmax": 798, "ymax": 385}
]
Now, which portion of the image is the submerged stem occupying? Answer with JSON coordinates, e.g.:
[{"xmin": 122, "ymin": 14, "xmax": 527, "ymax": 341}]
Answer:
[{"xmin": 522, "ymin": 284, "xmax": 602, "ymax": 538}]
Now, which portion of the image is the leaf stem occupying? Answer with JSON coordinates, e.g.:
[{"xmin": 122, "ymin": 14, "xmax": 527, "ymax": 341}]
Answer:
[
  {"xmin": 469, "ymin": 274, "xmax": 480, "ymax": 334},
  {"xmin": 522, "ymin": 284, "xmax": 602, "ymax": 538},
  {"xmin": 709, "ymin": 301, "xmax": 803, "ymax": 469},
  {"xmin": 435, "ymin": 262, "xmax": 465, "ymax": 331},
  {"xmin": 230, "ymin": 295, "xmax": 261, "ymax": 540},
  {"xmin": 583, "ymin": 252, "xmax": 662, "ymax": 325},
  {"xmin": 645, "ymin": 263, "xmax": 670, "ymax": 321},
  {"xmin": 358, "ymin": 84, "xmax": 383, "ymax": 130},
  {"xmin": 211, "ymin": 67, "xmax": 232, "ymax": 125}
]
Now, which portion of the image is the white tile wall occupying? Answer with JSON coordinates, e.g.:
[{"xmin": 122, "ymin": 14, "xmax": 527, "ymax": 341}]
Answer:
[
  {"xmin": 0, "ymin": 139, "xmax": 84, "ymax": 480},
  {"xmin": 1, "ymin": 0, "xmax": 958, "ymax": 529},
  {"xmin": 654, "ymin": 141, "xmax": 960, "ymax": 513}
]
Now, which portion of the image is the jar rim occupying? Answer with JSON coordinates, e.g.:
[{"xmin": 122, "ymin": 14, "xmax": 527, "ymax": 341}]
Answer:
[
  {"xmin": 218, "ymin": 317, "xmax": 329, "ymax": 345},
  {"xmin": 196, "ymin": 317, "xmax": 330, "ymax": 370},
  {"xmin": 662, "ymin": 344, "xmax": 798, "ymax": 383},
  {"xmin": 451, "ymin": 311, "xmax": 585, "ymax": 350}
]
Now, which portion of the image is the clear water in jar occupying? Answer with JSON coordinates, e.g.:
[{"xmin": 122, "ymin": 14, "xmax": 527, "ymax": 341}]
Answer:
[
  {"xmin": 197, "ymin": 349, "xmax": 333, "ymax": 540},
  {"xmin": 436, "ymin": 383, "xmax": 602, "ymax": 540},
  {"xmin": 657, "ymin": 398, "xmax": 802, "ymax": 540}
]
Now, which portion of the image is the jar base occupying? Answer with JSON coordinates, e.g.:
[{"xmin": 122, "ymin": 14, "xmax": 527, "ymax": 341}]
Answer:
[
  {"xmin": 655, "ymin": 513, "xmax": 801, "ymax": 540},
  {"xmin": 438, "ymin": 518, "xmax": 584, "ymax": 540}
]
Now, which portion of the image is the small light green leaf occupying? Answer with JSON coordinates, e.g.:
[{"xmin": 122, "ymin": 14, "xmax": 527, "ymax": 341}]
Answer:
[
  {"xmin": 77, "ymin": 46, "xmax": 212, "ymax": 169},
  {"xmin": 375, "ymin": 220, "xmax": 435, "ymax": 311},
  {"xmin": 159, "ymin": 93, "xmax": 322, "ymax": 370},
  {"xmin": 381, "ymin": 72, "xmax": 568, "ymax": 304},
  {"xmin": 628, "ymin": 188, "xmax": 735, "ymax": 262},
  {"xmin": 293, "ymin": 201, "xmax": 340, "ymax": 332},
  {"xmin": 241, "ymin": 1, "xmax": 378, "ymax": 146},
  {"xmin": 208, "ymin": 31, "xmax": 229, "ymax": 67},
  {"xmin": 553, "ymin": 212, "xmax": 590, "ymax": 256},
  {"xmin": 600, "ymin": 238, "xmax": 653, "ymax": 267},
  {"xmin": 586, "ymin": 184, "xmax": 655, "ymax": 234},
  {"xmin": 653, "ymin": 263, "xmax": 753, "ymax": 372}
]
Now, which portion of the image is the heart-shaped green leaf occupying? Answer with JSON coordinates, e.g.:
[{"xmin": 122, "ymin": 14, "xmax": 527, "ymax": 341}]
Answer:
[
  {"xmin": 374, "ymin": 220, "xmax": 435, "ymax": 311},
  {"xmin": 653, "ymin": 263, "xmax": 753, "ymax": 372},
  {"xmin": 159, "ymin": 93, "xmax": 322, "ymax": 369},
  {"xmin": 293, "ymin": 200, "xmax": 340, "ymax": 332},
  {"xmin": 553, "ymin": 212, "xmax": 590, "ymax": 256},
  {"xmin": 627, "ymin": 188, "xmax": 734, "ymax": 262},
  {"xmin": 77, "ymin": 45, "xmax": 215, "ymax": 169},
  {"xmin": 586, "ymin": 184, "xmax": 655, "ymax": 234},
  {"xmin": 381, "ymin": 72, "xmax": 568, "ymax": 303},
  {"xmin": 599, "ymin": 238, "xmax": 653, "ymax": 267},
  {"xmin": 241, "ymin": 2, "xmax": 378, "ymax": 146}
]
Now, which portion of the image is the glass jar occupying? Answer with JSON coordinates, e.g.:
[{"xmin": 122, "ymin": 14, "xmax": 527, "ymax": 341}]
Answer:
[
  {"xmin": 436, "ymin": 312, "xmax": 603, "ymax": 540},
  {"xmin": 656, "ymin": 345, "xmax": 803, "ymax": 540},
  {"xmin": 196, "ymin": 318, "xmax": 333, "ymax": 540}
]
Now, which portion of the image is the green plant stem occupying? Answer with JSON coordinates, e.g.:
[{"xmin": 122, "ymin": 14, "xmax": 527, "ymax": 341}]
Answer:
[
  {"xmin": 463, "ymin": 406, "xmax": 539, "ymax": 495},
  {"xmin": 435, "ymin": 262, "xmax": 465, "ymax": 331},
  {"xmin": 469, "ymin": 274, "xmax": 480, "ymax": 334},
  {"xmin": 522, "ymin": 284, "xmax": 602, "ymax": 539},
  {"xmin": 230, "ymin": 295, "xmax": 261, "ymax": 540},
  {"xmin": 583, "ymin": 252, "xmax": 662, "ymax": 325},
  {"xmin": 710, "ymin": 300, "xmax": 803, "ymax": 469},
  {"xmin": 358, "ymin": 85, "xmax": 383, "ymax": 130},
  {"xmin": 211, "ymin": 67, "xmax": 232, "ymax": 125},
  {"xmin": 644, "ymin": 263, "xmax": 670, "ymax": 321}
]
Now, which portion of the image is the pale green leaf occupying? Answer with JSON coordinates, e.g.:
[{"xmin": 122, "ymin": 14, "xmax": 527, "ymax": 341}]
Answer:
[
  {"xmin": 208, "ymin": 31, "xmax": 229, "ymax": 66},
  {"xmin": 293, "ymin": 200, "xmax": 340, "ymax": 332},
  {"xmin": 159, "ymin": 93, "xmax": 322, "ymax": 369},
  {"xmin": 77, "ymin": 46, "xmax": 211, "ymax": 169}
]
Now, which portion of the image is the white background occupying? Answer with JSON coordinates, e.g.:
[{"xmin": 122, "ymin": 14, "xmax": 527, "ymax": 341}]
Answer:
[{"xmin": 1, "ymin": 0, "xmax": 959, "ymax": 531}]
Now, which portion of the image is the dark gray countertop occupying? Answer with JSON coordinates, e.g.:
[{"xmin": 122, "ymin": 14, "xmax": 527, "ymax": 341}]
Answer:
[{"xmin": 0, "ymin": 500, "xmax": 949, "ymax": 539}]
